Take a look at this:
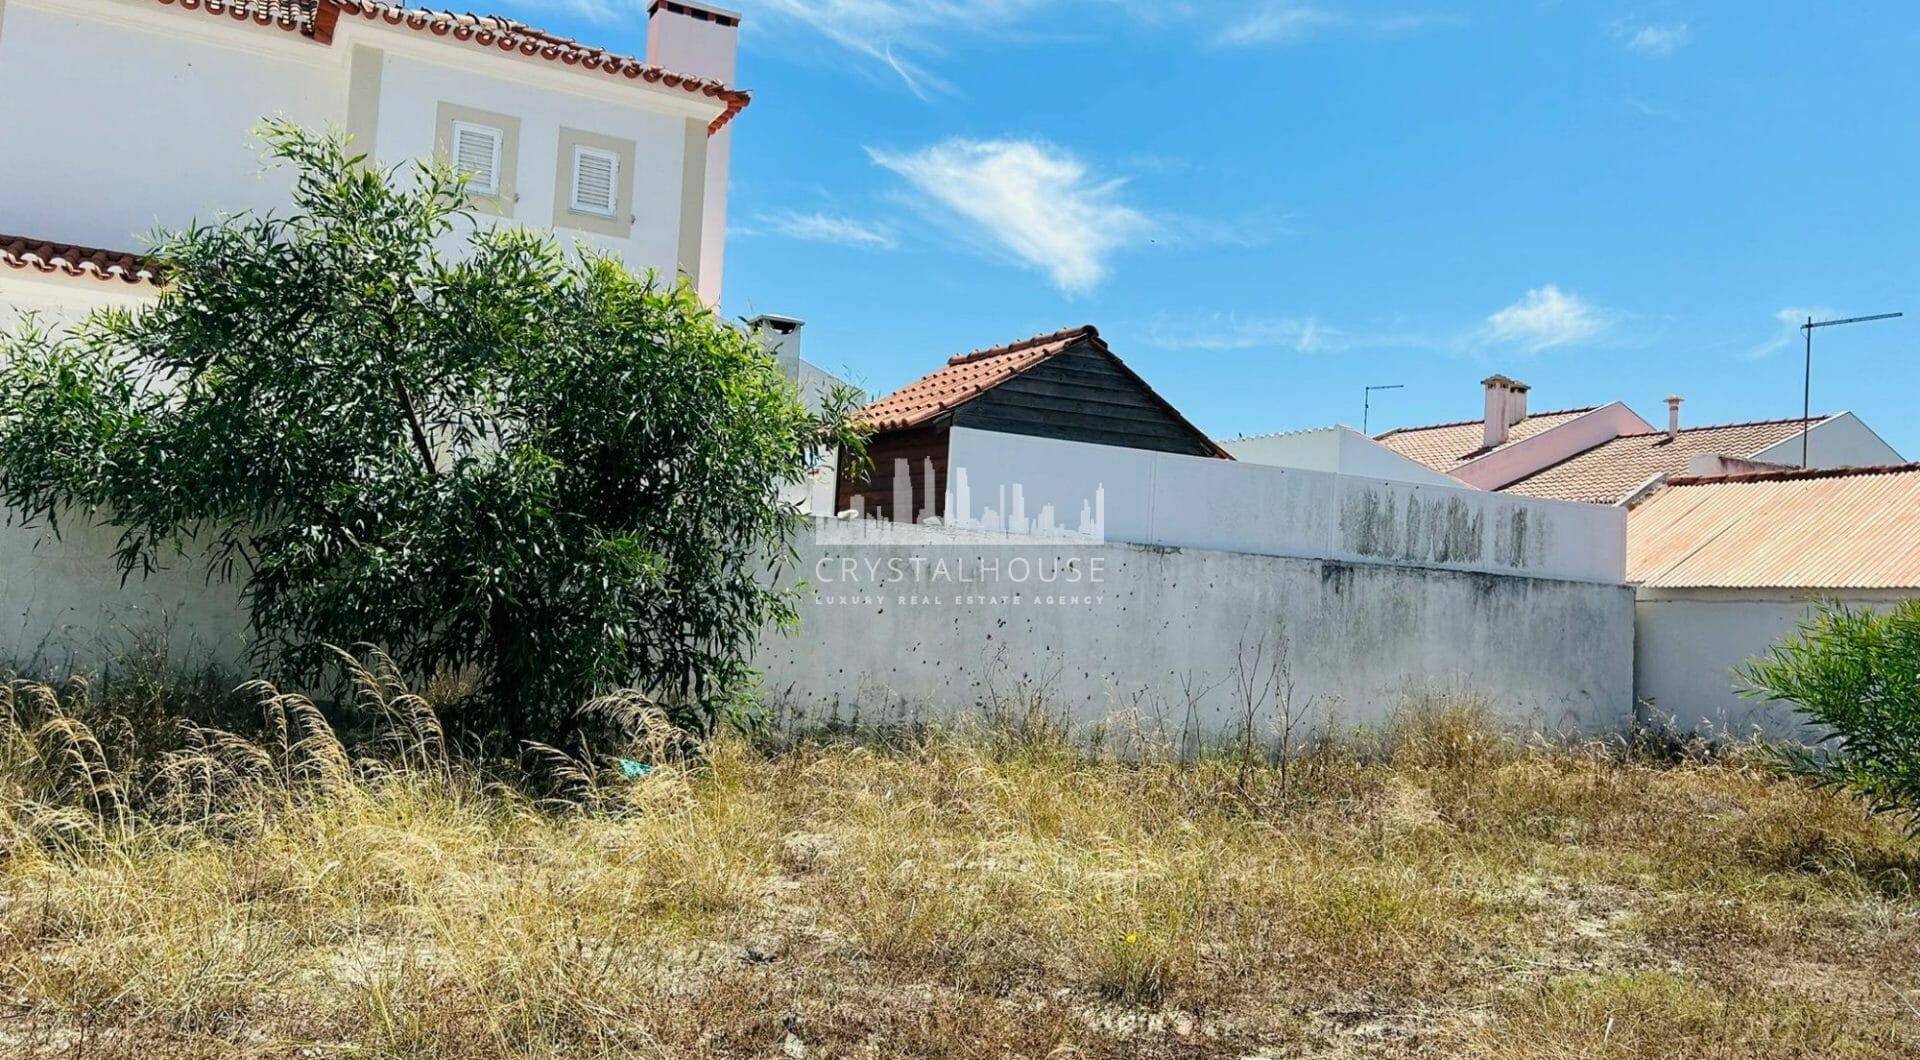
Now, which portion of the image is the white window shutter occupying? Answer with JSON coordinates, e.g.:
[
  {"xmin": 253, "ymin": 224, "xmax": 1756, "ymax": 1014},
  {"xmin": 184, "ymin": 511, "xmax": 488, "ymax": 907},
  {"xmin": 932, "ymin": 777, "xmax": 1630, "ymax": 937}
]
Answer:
[
  {"xmin": 450, "ymin": 122, "xmax": 502, "ymax": 196},
  {"xmin": 570, "ymin": 147, "xmax": 619, "ymax": 218}
]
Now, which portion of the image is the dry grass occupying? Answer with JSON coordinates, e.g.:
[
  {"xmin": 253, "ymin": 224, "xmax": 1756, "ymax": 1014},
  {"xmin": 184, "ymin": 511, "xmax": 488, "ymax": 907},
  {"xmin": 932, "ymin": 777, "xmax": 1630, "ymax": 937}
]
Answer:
[{"xmin": 1, "ymin": 669, "xmax": 1917, "ymax": 1058}]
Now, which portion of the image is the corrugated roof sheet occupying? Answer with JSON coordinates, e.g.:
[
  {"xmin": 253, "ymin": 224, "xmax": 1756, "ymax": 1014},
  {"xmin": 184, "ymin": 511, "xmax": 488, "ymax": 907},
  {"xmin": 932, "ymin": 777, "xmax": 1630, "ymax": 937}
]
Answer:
[
  {"xmin": 1628, "ymin": 464, "xmax": 1920, "ymax": 589},
  {"xmin": 1503, "ymin": 417, "xmax": 1821, "ymax": 504},
  {"xmin": 1375, "ymin": 408, "xmax": 1595, "ymax": 470}
]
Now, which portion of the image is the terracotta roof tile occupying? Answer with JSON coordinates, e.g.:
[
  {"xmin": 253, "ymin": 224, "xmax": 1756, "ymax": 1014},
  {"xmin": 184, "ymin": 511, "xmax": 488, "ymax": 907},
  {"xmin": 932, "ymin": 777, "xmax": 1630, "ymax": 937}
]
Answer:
[
  {"xmin": 0, "ymin": 235, "xmax": 160, "ymax": 286},
  {"xmin": 861, "ymin": 326, "xmax": 1096, "ymax": 432},
  {"xmin": 858, "ymin": 325, "xmax": 1231, "ymax": 458},
  {"xmin": 1628, "ymin": 463, "xmax": 1920, "ymax": 589},
  {"xmin": 152, "ymin": 1, "xmax": 751, "ymax": 133},
  {"xmin": 1375, "ymin": 407, "xmax": 1596, "ymax": 470},
  {"xmin": 1501, "ymin": 417, "xmax": 1821, "ymax": 504}
]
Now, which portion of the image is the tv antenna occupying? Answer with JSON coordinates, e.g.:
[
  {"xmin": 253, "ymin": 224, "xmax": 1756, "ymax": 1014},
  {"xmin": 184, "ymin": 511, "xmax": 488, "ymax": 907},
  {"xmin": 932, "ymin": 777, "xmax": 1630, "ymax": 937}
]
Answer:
[
  {"xmin": 1363, "ymin": 384, "xmax": 1404, "ymax": 435},
  {"xmin": 1799, "ymin": 312, "xmax": 1901, "ymax": 467}
]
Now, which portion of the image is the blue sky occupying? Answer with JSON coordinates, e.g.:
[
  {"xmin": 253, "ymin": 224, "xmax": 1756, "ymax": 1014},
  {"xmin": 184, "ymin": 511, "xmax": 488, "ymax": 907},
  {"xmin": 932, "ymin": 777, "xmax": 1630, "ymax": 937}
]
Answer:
[{"xmin": 502, "ymin": 1, "xmax": 1918, "ymax": 452}]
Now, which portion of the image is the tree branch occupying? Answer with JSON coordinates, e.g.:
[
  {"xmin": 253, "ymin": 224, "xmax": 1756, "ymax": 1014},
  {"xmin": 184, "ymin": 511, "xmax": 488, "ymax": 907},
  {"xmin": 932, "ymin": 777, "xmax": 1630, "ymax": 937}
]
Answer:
[{"xmin": 392, "ymin": 372, "xmax": 438, "ymax": 478}]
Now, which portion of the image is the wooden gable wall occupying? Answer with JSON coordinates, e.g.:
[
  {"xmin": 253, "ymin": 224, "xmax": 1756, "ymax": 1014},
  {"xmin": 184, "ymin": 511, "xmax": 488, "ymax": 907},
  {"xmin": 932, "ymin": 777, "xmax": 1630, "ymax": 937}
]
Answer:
[{"xmin": 949, "ymin": 340, "xmax": 1217, "ymax": 457}]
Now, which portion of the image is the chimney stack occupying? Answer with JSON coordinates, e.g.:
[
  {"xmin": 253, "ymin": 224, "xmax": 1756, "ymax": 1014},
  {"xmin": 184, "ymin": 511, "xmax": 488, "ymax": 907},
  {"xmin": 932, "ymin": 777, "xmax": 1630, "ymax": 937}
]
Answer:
[
  {"xmin": 748, "ymin": 314, "xmax": 805, "ymax": 374},
  {"xmin": 1507, "ymin": 379, "xmax": 1530, "ymax": 427},
  {"xmin": 648, "ymin": 1, "xmax": 742, "ymax": 305},
  {"xmin": 1482, "ymin": 375, "xmax": 1516, "ymax": 449},
  {"xmin": 1665, "ymin": 395, "xmax": 1683, "ymax": 440}
]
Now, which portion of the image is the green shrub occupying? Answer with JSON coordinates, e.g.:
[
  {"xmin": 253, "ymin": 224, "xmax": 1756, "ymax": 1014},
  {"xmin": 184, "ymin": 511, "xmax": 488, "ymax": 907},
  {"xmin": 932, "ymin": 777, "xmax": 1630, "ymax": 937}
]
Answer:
[
  {"xmin": 1741, "ymin": 601, "xmax": 1920, "ymax": 834},
  {"xmin": 0, "ymin": 122, "xmax": 864, "ymax": 745}
]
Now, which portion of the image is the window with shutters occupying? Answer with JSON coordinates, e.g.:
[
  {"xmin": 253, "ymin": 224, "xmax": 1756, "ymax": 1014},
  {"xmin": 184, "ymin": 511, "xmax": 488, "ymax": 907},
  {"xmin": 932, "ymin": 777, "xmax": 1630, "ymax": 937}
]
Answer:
[
  {"xmin": 435, "ymin": 104, "xmax": 519, "ymax": 217},
  {"xmin": 570, "ymin": 147, "xmax": 619, "ymax": 218},
  {"xmin": 551, "ymin": 128, "xmax": 636, "ymax": 238},
  {"xmin": 450, "ymin": 121, "xmax": 503, "ymax": 196}
]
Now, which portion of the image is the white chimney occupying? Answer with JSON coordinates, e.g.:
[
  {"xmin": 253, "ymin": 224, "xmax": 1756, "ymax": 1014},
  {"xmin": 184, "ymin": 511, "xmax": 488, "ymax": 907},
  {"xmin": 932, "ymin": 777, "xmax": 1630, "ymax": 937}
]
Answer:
[
  {"xmin": 648, "ymin": 1, "xmax": 742, "ymax": 305},
  {"xmin": 1665, "ymin": 395, "xmax": 1683, "ymax": 440},
  {"xmin": 1482, "ymin": 374, "xmax": 1515, "ymax": 449},
  {"xmin": 1507, "ymin": 380, "xmax": 1530, "ymax": 427},
  {"xmin": 749, "ymin": 313, "xmax": 805, "ymax": 374}
]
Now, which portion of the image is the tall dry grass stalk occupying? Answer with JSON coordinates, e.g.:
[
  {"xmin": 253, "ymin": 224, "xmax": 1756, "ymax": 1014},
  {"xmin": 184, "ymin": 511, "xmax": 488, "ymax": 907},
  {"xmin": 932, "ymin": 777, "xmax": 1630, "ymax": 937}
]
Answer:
[{"xmin": 0, "ymin": 670, "xmax": 1916, "ymax": 1058}]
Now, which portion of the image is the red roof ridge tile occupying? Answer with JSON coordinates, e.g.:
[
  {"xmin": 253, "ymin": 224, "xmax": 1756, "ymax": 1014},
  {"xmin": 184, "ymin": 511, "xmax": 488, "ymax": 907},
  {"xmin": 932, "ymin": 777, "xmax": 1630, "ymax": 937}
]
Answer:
[
  {"xmin": 0, "ymin": 234, "xmax": 160, "ymax": 286},
  {"xmin": 945, "ymin": 324, "xmax": 1099, "ymax": 366},
  {"xmin": 1666, "ymin": 462, "xmax": 1920, "ymax": 488}
]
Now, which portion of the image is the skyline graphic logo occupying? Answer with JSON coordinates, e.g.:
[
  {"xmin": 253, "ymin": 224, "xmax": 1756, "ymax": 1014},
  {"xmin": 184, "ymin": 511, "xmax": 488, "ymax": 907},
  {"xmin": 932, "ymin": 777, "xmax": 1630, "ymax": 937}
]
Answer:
[{"xmin": 815, "ymin": 457, "xmax": 1106, "ymax": 545}]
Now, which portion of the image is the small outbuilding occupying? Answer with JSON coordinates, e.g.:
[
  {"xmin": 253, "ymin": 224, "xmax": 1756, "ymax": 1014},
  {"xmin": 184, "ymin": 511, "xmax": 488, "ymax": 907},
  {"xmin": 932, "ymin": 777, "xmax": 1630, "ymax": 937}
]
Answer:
[
  {"xmin": 1629, "ymin": 463, "xmax": 1920, "ymax": 738},
  {"xmin": 840, "ymin": 325, "xmax": 1227, "ymax": 520}
]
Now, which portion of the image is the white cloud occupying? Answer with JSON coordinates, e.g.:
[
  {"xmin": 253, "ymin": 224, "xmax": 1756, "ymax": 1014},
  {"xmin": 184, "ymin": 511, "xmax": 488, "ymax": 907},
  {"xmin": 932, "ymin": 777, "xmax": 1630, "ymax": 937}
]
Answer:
[
  {"xmin": 868, "ymin": 138, "xmax": 1153, "ymax": 294},
  {"xmin": 1484, "ymin": 285, "xmax": 1607, "ymax": 353},
  {"xmin": 1141, "ymin": 312, "xmax": 1344, "ymax": 353},
  {"xmin": 1740, "ymin": 306, "xmax": 1832, "ymax": 361},
  {"xmin": 746, "ymin": 0, "xmax": 1054, "ymax": 97},
  {"xmin": 1622, "ymin": 22, "xmax": 1689, "ymax": 56},
  {"xmin": 1214, "ymin": 4, "xmax": 1461, "ymax": 47},
  {"xmin": 744, "ymin": 210, "xmax": 898, "ymax": 249}
]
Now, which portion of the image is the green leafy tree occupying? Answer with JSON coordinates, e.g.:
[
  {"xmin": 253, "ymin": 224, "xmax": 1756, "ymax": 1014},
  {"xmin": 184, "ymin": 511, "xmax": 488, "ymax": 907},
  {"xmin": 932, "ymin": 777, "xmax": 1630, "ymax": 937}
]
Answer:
[
  {"xmin": 1741, "ymin": 601, "xmax": 1920, "ymax": 834},
  {"xmin": 0, "ymin": 122, "xmax": 862, "ymax": 744}
]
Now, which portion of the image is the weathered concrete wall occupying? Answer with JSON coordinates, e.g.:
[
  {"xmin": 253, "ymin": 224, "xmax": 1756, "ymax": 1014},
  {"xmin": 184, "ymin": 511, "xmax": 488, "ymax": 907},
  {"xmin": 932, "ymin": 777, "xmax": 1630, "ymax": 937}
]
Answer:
[
  {"xmin": 1633, "ymin": 589, "xmax": 1918, "ymax": 741},
  {"xmin": 944, "ymin": 428, "xmax": 1625, "ymax": 584},
  {"xmin": 0, "ymin": 511, "xmax": 250, "ymax": 675},
  {"xmin": 759, "ymin": 520, "xmax": 1636, "ymax": 738}
]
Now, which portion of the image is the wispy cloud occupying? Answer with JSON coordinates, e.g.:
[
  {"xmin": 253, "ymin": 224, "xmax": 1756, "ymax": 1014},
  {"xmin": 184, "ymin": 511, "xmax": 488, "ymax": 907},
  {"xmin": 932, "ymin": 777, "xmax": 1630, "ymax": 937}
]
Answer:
[
  {"xmin": 748, "ymin": 0, "xmax": 1053, "ymax": 97},
  {"xmin": 1620, "ymin": 21, "xmax": 1689, "ymax": 56},
  {"xmin": 1214, "ymin": 4, "xmax": 1462, "ymax": 47},
  {"xmin": 1141, "ymin": 312, "xmax": 1346, "ymax": 353},
  {"xmin": 1483, "ymin": 285, "xmax": 1609, "ymax": 353},
  {"xmin": 743, "ymin": 210, "xmax": 898, "ymax": 250},
  {"xmin": 868, "ymin": 138, "xmax": 1153, "ymax": 294},
  {"xmin": 1740, "ymin": 307, "xmax": 1831, "ymax": 361}
]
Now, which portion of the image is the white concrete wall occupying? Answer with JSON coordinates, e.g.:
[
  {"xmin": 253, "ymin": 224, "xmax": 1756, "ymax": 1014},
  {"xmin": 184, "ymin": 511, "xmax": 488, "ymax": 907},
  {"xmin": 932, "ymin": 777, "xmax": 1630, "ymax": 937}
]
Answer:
[
  {"xmin": 0, "ymin": 272, "xmax": 156, "ymax": 334},
  {"xmin": 1224, "ymin": 427, "xmax": 1462, "ymax": 488},
  {"xmin": 759, "ymin": 522, "xmax": 1636, "ymax": 738},
  {"xmin": 944, "ymin": 428, "xmax": 1626, "ymax": 584},
  {"xmin": 1748, "ymin": 412, "xmax": 1904, "ymax": 468},
  {"xmin": 0, "ymin": 509, "xmax": 251, "ymax": 675},
  {"xmin": 1633, "ymin": 589, "xmax": 1918, "ymax": 741}
]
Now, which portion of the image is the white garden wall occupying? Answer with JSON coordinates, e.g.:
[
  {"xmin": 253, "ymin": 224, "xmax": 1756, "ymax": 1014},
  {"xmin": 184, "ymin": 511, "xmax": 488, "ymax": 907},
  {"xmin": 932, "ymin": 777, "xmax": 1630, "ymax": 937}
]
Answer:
[
  {"xmin": 943, "ymin": 428, "xmax": 1625, "ymax": 584},
  {"xmin": 1633, "ymin": 589, "xmax": 1918, "ymax": 741},
  {"xmin": 759, "ymin": 520, "xmax": 1636, "ymax": 739}
]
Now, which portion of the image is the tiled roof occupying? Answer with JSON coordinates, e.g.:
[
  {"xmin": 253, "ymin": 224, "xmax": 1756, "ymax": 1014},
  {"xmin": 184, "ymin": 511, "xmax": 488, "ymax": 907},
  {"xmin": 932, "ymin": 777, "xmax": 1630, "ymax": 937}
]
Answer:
[
  {"xmin": 859, "ymin": 325, "xmax": 1230, "ymax": 457},
  {"xmin": 1501, "ymin": 417, "xmax": 1821, "ymax": 504},
  {"xmin": 153, "ymin": 1, "xmax": 751, "ymax": 133},
  {"xmin": 1375, "ymin": 408, "xmax": 1596, "ymax": 470},
  {"xmin": 1628, "ymin": 464, "xmax": 1920, "ymax": 589},
  {"xmin": 861, "ymin": 326, "xmax": 1099, "ymax": 432},
  {"xmin": 0, "ymin": 235, "xmax": 160, "ymax": 286}
]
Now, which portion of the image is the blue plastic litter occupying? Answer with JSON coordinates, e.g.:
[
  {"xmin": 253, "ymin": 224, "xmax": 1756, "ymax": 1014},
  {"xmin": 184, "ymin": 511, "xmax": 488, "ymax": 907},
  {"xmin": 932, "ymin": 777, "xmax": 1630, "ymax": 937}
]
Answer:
[{"xmin": 617, "ymin": 759, "xmax": 655, "ymax": 779}]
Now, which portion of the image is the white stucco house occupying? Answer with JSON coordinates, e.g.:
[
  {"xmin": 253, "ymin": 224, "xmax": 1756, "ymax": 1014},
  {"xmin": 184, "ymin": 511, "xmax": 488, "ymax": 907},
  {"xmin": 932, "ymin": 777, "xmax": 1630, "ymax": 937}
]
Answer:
[
  {"xmin": 0, "ymin": 0, "xmax": 748, "ymax": 324},
  {"xmin": 1629, "ymin": 463, "xmax": 1920, "ymax": 739}
]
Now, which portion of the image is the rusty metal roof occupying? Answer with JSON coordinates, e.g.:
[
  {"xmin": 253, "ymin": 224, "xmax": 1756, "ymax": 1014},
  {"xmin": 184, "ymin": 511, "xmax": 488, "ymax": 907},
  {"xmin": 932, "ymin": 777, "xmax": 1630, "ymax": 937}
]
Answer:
[{"xmin": 1628, "ymin": 464, "xmax": 1920, "ymax": 589}]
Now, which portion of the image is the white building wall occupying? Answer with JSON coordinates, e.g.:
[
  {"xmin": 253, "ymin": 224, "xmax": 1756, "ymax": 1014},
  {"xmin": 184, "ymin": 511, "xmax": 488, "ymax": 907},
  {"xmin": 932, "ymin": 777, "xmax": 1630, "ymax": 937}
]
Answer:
[
  {"xmin": 1633, "ymin": 589, "xmax": 1918, "ymax": 741},
  {"xmin": 0, "ymin": 0, "xmax": 336, "ymax": 251},
  {"xmin": 1225, "ymin": 427, "xmax": 1463, "ymax": 488},
  {"xmin": 369, "ymin": 51, "xmax": 690, "ymax": 281},
  {"xmin": 1748, "ymin": 412, "xmax": 1904, "ymax": 468},
  {"xmin": 942, "ymin": 428, "xmax": 1626, "ymax": 584},
  {"xmin": 760, "ymin": 524, "xmax": 1636, "ymax": 738}
]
